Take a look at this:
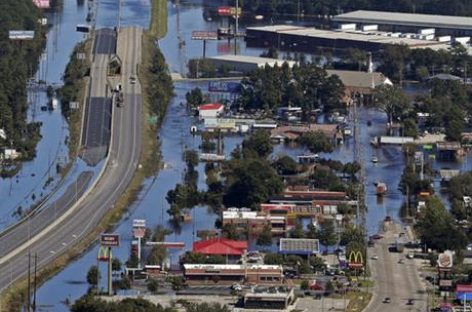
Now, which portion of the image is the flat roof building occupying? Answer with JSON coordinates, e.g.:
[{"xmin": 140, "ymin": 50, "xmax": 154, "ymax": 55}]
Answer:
[
  {"xmin": 279, "ymin": 238, "xmax": 320, "ymax": 255},
  {"xmin": 207, "ymin": 54, "xmax": 297, "ymax": 73},
  {"xmin": 333, "ymin": 10, "xmax": 472, "ymax": 36},
  {"xmin": 244, "ymin": 286, "xmax": 295, "ymax": 309},
  {"xmin": 183, "ymin": 264, "xmax": 284, "ymax": 285},
  {"xmin": 245, "ymin": 25, "xmax": 448, "ymax": 53}
]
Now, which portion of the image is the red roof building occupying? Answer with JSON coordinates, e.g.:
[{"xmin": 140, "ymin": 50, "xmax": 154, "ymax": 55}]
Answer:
[
  {"xmin": 192, "ymin": 238, "xmax": 248, "ymax": 256},
  {"xmin": 197, "ymin": 103, "xmax": 224, "ymax": 119}
]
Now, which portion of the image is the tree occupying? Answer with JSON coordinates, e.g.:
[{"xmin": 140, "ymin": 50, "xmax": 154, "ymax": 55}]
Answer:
[
  {"xmin": 223, "ymin": 158, "xmax": 283, "ymax": 208},
  {"xmin": 147, "ymin": 245, "xmax": 167, "ymax": 266},
  {"xmin": 222, "ymin": 223, "xmax": 240, "ymax": 240},
  {"xmin": 297, "ymin": 131, "xmax": 333, "ymax": 154},
  {"xmin": 300, "ymin": 279, "xmax": 309, "ymax": 290},
  {"xmin": 186, "ymin": 87, "xmax": 204, "ymax": 107},
  {"xmin": 264, "ymin": 253, "xmax": 285, "ymax": 265},
  {"xmin": 372, "ymin": 84, "xmax": 410, "ymax": 124},
  {"xmin": 291, "ymin": 221, "xmax": 305, "ymax": 238},
  {"xmin": 112, "ymin": 258, "xmax": 122, "ymax": 272},
  {"xmin": 339, "ymin": 225, "xmax": 365, "ymax": 246},
  {"xmin": 242, "ymin": 131, "xmax": 273, "ymax": 158},
  {"xmin": 415, "ymin": 197, "xmax": 468, "ymax": 251},
  {"xmin": 86, "ymin": 265, "xmax": 100, "ymax": 287},
  {"xmin": 309, "ymin": 255, "xmax": 326, "ymax": 272},
  {"xmin": 317, "ymin": 220, "xmax": 337, "ymax": 248},
  {"xmin": 444, "ymin": 105, "xmax": 465, "ymax": 141},
  {"xmin": 274, "ymin": 155, "xmax": 299, "ymax": 175},
  {"xmin": 147, "ymin": 279, "xmax": 159, "ymax": 294},
  {"xmin": 126, "ymin": 254, "xmax": 139, "ymax": 268},
  {"xmin": 402, "ymin": 118, "xmax": 418, "ymax": 138},
  {"xmin": 257, "ymin": 224, "xmax": 273, "ymax": 246}
]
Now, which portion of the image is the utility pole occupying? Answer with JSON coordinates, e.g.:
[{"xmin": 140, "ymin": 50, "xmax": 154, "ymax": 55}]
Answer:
[
  {"xmin": 234, "ymin": 0, "xmax": 239, "ymax": 55},
  {"xmin": 27, "ymin": 253, "xmax": 31, "ymax": 312},
  {"xmin": 32, "ymin": 253, "xmax": 37, "ymax": 312}
]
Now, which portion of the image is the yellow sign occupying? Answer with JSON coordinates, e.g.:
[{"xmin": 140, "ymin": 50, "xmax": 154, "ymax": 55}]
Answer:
[
  {"xmin": 348, "ymin": 250, "xmax": 364, "ymax": 268},
  {"xmin": 97, "ymin": 246, "xmax": 112, "ymax": 262}
]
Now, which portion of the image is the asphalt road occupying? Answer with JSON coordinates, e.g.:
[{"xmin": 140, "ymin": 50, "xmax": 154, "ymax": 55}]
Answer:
[
  {"xmin": 0, "ymin": 27, "xmax": 143, "ymax": 294},
  {"xmin": 365, "ymin": 225, "xmax": 427, "ymax": 312}
]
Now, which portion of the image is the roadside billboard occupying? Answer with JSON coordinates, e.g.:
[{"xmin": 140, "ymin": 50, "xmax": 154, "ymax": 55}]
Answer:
[
  {"xmin": 100, "ymin": 233, "xmax": 120, "ymax": 247},
  {"xmin": 208, "ymin": 81, "xmax": 240, "ymax": 93},
  {"xmin": 191, "ymin": 31, "xmax": 218, "ymax": 40},
  {"xmin": 9, "ymin": 31, "xmax": 35, "ymax": 40},
  {"xmin": 133, "ymin": 219, "xmax": 146, "ymax": 228},
  {"xmin": 217, "ymin": 6, "xmax": 242, "ymax": 17}
]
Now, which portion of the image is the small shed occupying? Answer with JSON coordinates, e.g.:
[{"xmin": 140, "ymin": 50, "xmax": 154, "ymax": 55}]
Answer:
[{"xmin": 198, "ymin": 103, "xmax": 224, "ymax": 119}]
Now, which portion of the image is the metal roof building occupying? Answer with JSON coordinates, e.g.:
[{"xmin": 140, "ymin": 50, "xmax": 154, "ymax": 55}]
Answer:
[{"xmin": 333, "ymin": 10, "xmax": 472, "ymax": 35}]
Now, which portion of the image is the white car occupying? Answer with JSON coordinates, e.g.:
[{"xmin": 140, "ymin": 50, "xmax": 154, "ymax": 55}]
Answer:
[{"xmin": 371, "ymin": 255, "xmax": 379, "ymax": 260}]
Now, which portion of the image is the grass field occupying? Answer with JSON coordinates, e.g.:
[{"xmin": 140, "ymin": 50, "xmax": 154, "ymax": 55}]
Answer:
[{"xmin": 149, "ymin": 0, "xmax": 168, "ymax": 39}]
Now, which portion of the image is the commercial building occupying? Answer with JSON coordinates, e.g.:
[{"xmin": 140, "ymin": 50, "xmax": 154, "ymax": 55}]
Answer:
[
  {"xmin": 207, "ymin": 54, "xmax": 297, "ymax": 73},
  {"xmin": 183, "ymin": 264, "xmax": 284, "ymax": 285},
  {"xmin": 192, "ymin": 238, "xmax": 248, "ymax": 260},
  {"xmin": 222, "ymin": 208, "xmax": 287, "ymax": 235},
  {"xmin": 197, "ymin": 103, "xmax": 224, "ymax": 119},
  {"xmin": 245, "ymin": 25, "xmax": 447, "ymax": 53},
  {"xmin": 244, "ymin": 286, "xmax": 295, "ymax": 309},
  {"xmin": 279, "ymin": 238, "xmax": 320, "ymax": 256},
  {"xmin": 333, "ymin": 10, "xmax": 472, "ymax": 37}
]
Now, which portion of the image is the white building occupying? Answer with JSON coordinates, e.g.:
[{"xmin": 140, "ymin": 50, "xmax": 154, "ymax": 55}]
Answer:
[
  {"xmin": 207, "ymin": 54, "xmax": 297, "ymax": 73},
  {"xmin": 197, "ymin": 103, "xmax": 224, "ymax": 119}
]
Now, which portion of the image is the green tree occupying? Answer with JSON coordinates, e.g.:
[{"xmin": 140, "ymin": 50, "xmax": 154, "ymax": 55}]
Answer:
[
  {"xmin": 147, "ymin": 245, "xmax": 167, "ymax": 266},
  {"xmin": 257, "ymin": 224, "xmax": 273, "ymax": 246},
  {"xmin": 86, "ymin": 265, "xmax": 100, "ymax": 287},
  {"xmin": 300, "ymin": 279, "xmax": 309, "ymax": 290},
  {"xmin": 402, "ymin": 118, "xmax": 418, "ymax": 138},
  {"xmin": 317, "ymin": 220, "xmax": 337, "ymax": 248},
  {"xmin": 264, "ymin": 253, "xmax": 285, "ymax": 265},
  {"xmin": 415, "ymin": 197, "xmax": 468, "ymax": 251},
  {"xmin": 222, "ymin": 223, "xmax": 240, "ymax": 240},
  {"xmin": 147, "ymin": 279, "xmax": 159, "ymax": 294},
  {"xmin": 126, "ymin": 254, "xmax": 139, "ymax": 268},
  {"xmin": 112, "ymin": 258, "xmax": 122, "ymax": 272},
  {"xmin": 274, "ymin": 155, "xmax": 299, "ymax": 175},
  {"xmin": 291, "ymin": 221, "xmax": 305, "ymax": 238},
  {"xmin": 339, "ymin": 225, "xmax": 365, "ymax": 246},
  {"xmin": 242, "ymin": 131, "xmax": 273, "ymax": 158},
  {"xmin": 186, "ymin": 87, "xmax": 204, "ymax": 107},
  {"xmin": 373, "ymin": 84, "xmax": 410, "ymax": 124},
  {"xmin": 297, "ymin": 131, "xmax": 334, "ymax": 154}
]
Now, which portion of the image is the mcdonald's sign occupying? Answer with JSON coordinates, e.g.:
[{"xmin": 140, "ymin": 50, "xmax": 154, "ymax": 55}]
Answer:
[
  {"xmin": 97, "ymin": 246, "xmax": 112, "ymax": 262},
  {"xmin": 348, "ymin": 250, "xmax": 364, "ymax": 269}
]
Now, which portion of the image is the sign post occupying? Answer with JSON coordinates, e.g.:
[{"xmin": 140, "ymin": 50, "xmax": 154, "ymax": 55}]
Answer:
[
  {"xmin": 191, "ymin": 31, "xmax": 218, "ymax": 58},
  {"xmin": 99, "ymin": 233, "xmax": 120, "ymax": 295},
  {"xmin": 132, "ymin": 219, "xmax": 146, "ymax": 268}
]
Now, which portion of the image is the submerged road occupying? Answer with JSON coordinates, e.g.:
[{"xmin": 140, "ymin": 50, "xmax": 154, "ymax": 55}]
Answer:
[
  {"xmin": 365, "ymin": 224, "xmax": 426, "ymax": 312},
  {"xmin": 0, "ymin": 27, "xmax": 143, "ymax": 292}
]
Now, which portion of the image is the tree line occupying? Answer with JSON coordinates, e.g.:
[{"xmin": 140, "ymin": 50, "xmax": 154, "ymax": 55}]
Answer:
[{"xmin": 0, "ymin": 0, "xmax": 45, "ymax": 160}]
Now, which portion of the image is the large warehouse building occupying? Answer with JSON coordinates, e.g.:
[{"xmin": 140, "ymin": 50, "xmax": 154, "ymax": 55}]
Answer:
[
  {"xmin": 333, "ymin": 10, "xmax": 472, "ymax": 37},
  {"xmin": 245, "ymin": 25, "xmax": 448, "ymax": 52}
]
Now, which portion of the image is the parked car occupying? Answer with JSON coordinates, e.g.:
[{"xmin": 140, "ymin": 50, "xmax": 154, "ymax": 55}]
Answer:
[{"xmin": 383, "ymin": 297, "xmax": 391, "ymax": 303}]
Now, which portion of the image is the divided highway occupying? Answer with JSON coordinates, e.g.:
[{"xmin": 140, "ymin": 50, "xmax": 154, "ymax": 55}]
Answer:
[{"xmin": 0, "ymin": 27, "xmax": 143, "ymax": 292}]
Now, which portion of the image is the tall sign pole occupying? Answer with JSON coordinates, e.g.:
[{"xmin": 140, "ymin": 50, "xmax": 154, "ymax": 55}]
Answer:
[{"xmin": 99, "ymin": 233, "xmax": 120, "ymax": 296}]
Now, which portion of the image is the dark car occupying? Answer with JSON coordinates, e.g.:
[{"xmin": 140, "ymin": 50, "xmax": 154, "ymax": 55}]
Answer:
[
  {"xmin": 406, "ymin": 299, "xmax": 414, "ymax": 305},
  {"xmin": 383, "ymin": 297, "xmax": 391, "ymax": 303}
]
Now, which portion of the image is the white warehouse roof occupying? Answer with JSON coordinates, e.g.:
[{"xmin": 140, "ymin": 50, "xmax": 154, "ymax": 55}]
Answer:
[
  {"xmin": 334, "ymin": 10, "xmax": 472, "ymax": 31},
  {"xmin": 208, "ymin": 54, "xmax": 297, "ymax": 68}
]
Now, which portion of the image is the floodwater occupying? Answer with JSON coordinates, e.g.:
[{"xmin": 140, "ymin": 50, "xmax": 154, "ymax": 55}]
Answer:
[
  {"xmin": 0, "ymin": 0, "xmax": 90, "ymax": 230},
  {"xmin": 34, "ymin": 0, "xmax": 472, "ymax": 310}
]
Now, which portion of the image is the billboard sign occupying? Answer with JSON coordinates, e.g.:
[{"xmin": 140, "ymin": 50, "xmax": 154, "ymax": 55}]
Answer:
[
  {"xmin": 100, "ymin": 233, "xmax": 120, "ymax": 247},
  {"xmin": 133, "ymin": 219, "xmax": 146, "ymax": 228},
  {"xmin": 9, "ymin": 31, "xmax": 35, "ymax": 40},
  {"xmin": 217, "ymin": 6, "xmax": 242, "ymax": 16},
  {"xmin": 191, "ymin": 31, "xmax": 218, "ymax": 40},
  {"xmin": 437, "ymin": 250, "xmax": 453, "ymax": 268},
  {"xmin": 208, "ymin": 81, "xmax": 240, "ymax": 93}
]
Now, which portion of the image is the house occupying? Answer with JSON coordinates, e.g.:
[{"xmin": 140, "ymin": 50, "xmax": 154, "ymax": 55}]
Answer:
[
  {"xmin": 198, "ymin": 103, "xmax": 224, "ymax": 119},
  {"xmin": 326, "ymin": 70, "xmax": 392, "ymax": 104},
  {"xmin": 192, "ymin": 238, "xmax": 248, "ymax": 261},
  {"xmin": 183, "ymin": 264, "xmax": 284, "ymax": 285},
  {"xmin": 270, "ymin": 124, "xmax": 339, "ymax": 143}
]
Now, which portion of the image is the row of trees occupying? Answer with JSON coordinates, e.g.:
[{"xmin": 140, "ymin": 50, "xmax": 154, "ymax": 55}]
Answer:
[
  {"xmin": 237, "ymin": 63, "xmax": 344, "ymax": 113},
  {"xmin": 0, "ymin": 0, "xmax": 45, "ymax": 160}
]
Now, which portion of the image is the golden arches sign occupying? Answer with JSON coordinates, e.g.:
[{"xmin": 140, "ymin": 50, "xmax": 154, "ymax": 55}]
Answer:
[
  {"xmin": 97, "ymin": 246, "xmax": 112, "ymax": 262},
  {"xmin": 348, "ymin": 250, "xmax": 364, "ymax": 268}
]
